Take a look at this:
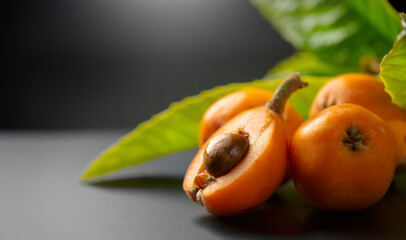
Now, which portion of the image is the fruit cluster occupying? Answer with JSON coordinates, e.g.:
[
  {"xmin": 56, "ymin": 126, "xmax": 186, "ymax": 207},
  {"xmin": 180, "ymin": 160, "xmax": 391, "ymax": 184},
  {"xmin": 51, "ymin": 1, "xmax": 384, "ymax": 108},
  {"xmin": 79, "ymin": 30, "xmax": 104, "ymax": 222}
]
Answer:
[{"xmin": 183, "ymin": 73, "xmax": 404, "ymax": 216}]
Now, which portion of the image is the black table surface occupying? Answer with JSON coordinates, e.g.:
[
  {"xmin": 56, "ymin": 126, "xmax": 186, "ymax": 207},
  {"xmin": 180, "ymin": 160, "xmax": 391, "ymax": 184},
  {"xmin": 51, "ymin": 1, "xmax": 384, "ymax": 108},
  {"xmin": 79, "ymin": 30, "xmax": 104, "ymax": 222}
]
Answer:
[{"xmin": 1, "ymin": 131, "xmax": 405, "ymax": 240}]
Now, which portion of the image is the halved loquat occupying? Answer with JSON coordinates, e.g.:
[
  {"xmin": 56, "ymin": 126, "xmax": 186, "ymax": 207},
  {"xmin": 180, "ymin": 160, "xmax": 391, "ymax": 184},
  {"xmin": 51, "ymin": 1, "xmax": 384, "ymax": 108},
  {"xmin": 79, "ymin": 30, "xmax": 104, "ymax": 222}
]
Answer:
[{"xmin": 184, "ymin": 73, "xmax": 307, "ymax": 216}]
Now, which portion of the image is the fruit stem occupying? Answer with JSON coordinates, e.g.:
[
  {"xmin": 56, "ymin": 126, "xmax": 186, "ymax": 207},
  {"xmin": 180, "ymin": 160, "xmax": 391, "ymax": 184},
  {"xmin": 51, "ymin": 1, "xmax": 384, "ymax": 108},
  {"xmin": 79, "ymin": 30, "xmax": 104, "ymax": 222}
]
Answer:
[
  {"xmin": 265, "ymin": 72, "xmax": 307, "ymax": 116},
  {"xmin": 360, "ymin": 56, "xmax": 380, "ymax": 75}
]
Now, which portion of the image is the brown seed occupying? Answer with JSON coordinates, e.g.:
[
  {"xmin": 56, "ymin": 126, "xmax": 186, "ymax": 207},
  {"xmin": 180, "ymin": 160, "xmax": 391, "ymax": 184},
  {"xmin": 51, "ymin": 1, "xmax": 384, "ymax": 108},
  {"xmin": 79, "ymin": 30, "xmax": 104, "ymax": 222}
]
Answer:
[{"xmin": 203, "ymin": 133, "xmax": 249, "ymax": 178}]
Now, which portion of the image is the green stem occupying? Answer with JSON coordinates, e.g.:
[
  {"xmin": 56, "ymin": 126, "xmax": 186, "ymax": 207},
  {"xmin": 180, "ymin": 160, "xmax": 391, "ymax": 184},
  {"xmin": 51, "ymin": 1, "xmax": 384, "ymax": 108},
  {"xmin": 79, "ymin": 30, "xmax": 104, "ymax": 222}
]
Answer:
[{"xmin": 265, "ymin": 72, "xmax": 307, "ymax": 116}]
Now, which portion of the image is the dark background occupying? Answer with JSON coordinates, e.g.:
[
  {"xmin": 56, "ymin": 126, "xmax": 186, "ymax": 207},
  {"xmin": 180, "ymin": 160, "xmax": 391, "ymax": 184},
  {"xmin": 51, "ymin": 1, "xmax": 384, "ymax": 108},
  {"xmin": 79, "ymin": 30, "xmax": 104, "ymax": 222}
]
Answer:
[{"xmin": 3, "ymin": 0, "xmax": 406, "ymax": 129}]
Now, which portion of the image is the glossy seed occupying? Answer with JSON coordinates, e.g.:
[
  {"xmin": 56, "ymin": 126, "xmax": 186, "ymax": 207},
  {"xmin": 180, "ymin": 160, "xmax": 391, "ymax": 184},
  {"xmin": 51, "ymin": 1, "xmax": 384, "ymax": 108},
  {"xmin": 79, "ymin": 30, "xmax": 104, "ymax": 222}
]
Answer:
[{"xmin": 204, "ymin": 133, "xmax": 249, "ymax": 178}]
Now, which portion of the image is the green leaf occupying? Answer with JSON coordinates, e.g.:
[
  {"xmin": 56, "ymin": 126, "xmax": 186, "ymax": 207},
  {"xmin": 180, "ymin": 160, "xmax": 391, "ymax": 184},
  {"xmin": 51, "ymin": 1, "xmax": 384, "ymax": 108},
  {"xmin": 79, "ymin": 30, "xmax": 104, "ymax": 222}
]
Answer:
[
  {"xmin": 268, "ymin": 52, "xmax": 358, "ymax": 77},
  {"xmin": 380, "ymin": 13, "xmax": 406, "ymax": 109},
  {"xmin": 81, "ymin": 75, "xmax": 330, "ymax": 182},
  {"xmin": 347, "ymin": 0, "xmax": 400, "ymax": 43},
  {"xmin": 251, "ymin": 0, "xmax": 400, "ymax": 68}
]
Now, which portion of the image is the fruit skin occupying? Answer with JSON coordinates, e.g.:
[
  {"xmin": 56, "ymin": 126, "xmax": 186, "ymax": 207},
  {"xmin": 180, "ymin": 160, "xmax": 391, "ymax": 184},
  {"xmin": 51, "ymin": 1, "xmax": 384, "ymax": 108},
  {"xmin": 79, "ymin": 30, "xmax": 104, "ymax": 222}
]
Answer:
[
  {"xmin": 199, "ymin": 88, "xmax": 303, "ymax": 145},
  {"xmin": 290, "ymin": 104, "xmax": 397, "ymax": 211},
  {"xmin": 309, "ymin": 73, "xmax": 406, "ymax": 170},
  {"xmin": 184, "ymin": 107, "xmax": 287, "ymax": 216}
]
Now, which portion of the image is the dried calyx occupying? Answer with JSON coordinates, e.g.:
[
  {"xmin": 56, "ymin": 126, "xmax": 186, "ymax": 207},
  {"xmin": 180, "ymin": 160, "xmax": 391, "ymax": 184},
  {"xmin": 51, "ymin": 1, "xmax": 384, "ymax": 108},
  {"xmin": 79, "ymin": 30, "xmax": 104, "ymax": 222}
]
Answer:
[
  {"xmin": 343, "ymin": 125, "xmax": 367, "ymax": 152},
  {"xmin": 321, "ymin": 96, "xmax": 336, "ymax": 109}
]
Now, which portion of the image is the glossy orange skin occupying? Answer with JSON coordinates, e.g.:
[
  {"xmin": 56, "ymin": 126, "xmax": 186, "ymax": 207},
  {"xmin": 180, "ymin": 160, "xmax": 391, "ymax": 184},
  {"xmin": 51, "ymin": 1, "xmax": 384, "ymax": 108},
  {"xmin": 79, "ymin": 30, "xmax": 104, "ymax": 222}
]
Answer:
[
  {"xmin": 199, "ymin": 88, "xmax": 303, "ymax": 145},
  {"xmin": 291, "ymin": 104, "xmax": 397, "ymax": 211},
  {"xmin": 184, "ymin": 107, "xmax": 287, "ymax": 216},
  {"xmin": 310, "ymin": 73, "xmax": 406, "ymax": 170}
]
